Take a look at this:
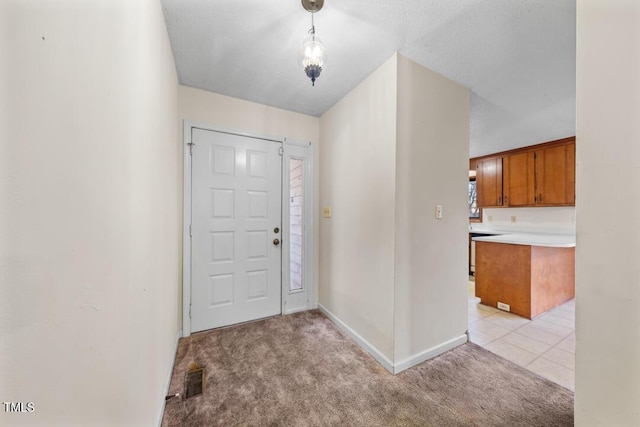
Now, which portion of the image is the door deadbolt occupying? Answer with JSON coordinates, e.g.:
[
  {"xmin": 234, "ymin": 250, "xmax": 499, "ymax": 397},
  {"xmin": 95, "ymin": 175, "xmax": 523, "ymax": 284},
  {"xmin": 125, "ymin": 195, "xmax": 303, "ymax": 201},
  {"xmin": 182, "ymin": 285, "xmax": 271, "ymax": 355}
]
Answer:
[
  {"xmin": 274, "ymin": 227, "xmax": 280, "ymax": 234},
  {"xmin": 273, "ymin": 238, "xmax": 280, "ymax": 246}
]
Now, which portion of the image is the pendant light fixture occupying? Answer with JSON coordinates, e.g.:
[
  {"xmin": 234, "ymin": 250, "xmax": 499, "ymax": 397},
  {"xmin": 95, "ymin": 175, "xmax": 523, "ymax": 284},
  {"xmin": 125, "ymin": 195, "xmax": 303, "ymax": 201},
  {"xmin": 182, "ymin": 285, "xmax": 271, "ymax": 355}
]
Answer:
[{"xmin": 299, "ymin": 0, "xmax": 326, "ymax": 86}]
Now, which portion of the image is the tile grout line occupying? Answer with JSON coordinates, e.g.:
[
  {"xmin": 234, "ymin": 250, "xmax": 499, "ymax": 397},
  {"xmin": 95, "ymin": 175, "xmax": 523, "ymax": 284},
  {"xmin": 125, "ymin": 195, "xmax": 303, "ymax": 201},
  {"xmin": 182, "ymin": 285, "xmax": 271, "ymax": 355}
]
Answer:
[
  {"xmin": 525, "ymin": 334, "xmax": 576, "ymax": 371},
  {"xmin": 468, "ymin": 281, "xmax": 576, "ymax": 380},
  {"xmin": 469, "ymin": 303, "xmax": 575, "ymax": 373}
]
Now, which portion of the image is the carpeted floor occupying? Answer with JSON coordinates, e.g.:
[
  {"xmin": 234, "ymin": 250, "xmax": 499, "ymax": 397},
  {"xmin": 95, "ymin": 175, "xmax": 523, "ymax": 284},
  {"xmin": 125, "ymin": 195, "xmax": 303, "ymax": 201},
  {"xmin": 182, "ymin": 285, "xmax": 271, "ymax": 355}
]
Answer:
[{"xmin": 162, "ymin": 310, "xmax": 573, "ymax": 426}]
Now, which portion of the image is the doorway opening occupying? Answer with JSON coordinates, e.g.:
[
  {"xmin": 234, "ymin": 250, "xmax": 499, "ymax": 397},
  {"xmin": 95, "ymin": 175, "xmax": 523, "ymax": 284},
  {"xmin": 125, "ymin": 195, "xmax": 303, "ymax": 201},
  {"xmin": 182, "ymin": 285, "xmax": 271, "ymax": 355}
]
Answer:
[{"xmin": 182, "ymin": 123, "xmax": 315, "ymax": 336}]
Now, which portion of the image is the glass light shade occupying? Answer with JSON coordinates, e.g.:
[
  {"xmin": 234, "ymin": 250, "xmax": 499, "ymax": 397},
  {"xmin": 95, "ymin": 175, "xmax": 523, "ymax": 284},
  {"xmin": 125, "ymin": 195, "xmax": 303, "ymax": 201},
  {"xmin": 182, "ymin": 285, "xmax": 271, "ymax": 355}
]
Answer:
[{"xmin": 299, "ymin": 33, "xmax": 326, "ymax": 86}]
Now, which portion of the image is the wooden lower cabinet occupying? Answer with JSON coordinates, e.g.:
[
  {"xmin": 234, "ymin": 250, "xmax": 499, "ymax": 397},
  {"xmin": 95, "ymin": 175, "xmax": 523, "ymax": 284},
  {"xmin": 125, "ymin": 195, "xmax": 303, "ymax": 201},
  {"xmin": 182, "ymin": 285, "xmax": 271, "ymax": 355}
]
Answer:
[{"xmin": 475, "ymin": 241, "xmax": 575, "ymax": 319}]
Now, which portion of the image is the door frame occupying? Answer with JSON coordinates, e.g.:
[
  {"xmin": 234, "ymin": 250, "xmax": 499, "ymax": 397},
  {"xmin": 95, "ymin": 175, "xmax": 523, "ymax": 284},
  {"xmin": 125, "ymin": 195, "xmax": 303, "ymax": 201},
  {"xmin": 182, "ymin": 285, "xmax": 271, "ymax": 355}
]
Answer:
[{"xmin": 182, "ymin": 121, "xmax": 315, "ymax": 337}]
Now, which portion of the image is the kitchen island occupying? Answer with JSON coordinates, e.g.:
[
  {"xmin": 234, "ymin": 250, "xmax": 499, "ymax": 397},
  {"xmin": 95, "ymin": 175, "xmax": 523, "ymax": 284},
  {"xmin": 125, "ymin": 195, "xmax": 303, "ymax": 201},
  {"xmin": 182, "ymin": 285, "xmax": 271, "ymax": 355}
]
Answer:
[{"xmin": 472, "ymin": 233, "xmax": 575, "ymax": 319}]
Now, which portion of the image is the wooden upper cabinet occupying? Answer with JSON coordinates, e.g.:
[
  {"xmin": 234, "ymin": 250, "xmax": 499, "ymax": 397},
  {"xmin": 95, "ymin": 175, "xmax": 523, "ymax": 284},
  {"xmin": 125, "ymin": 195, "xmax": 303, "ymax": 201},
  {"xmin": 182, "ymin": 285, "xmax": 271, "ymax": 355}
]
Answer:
[
  {"xmin": 504, "ymin": 151, "xmax": 535, "ymax": 206},
  {"xmin": 476, "ymin": 156, "xmax": 503, "ymax": 207},
  {"xmin": 535, "ymin": 142, "xmax": 576, "ymax": 205},
  {"xmin": 473, "ymin": 137, "xmax": 575, "ymax": 208}
]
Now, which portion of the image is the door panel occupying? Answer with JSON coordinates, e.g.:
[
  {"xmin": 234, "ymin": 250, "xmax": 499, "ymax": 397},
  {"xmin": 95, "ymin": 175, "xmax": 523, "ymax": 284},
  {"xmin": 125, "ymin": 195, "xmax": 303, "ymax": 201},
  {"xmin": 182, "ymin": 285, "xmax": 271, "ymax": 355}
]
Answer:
[
  {"xmin": 477, "ymin": 157, "xmax": 503, "ymax": 207},
  {"xmin": 536, "ymin": 144, "xmax": 573, "ymax": 205},
  {"xmin": 191, "ymin": 129, "xmax": 282, "ymax": 332},
  {"xmin": 504, "ymin": 151, "xmax": 535, "ymax": 206}
]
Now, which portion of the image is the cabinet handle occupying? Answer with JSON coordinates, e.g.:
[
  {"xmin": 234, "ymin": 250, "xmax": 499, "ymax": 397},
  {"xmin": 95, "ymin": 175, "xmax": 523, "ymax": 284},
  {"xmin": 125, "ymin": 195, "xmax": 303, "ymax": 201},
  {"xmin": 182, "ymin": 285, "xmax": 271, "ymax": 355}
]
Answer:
[
  {"xmin": 539, "ymin": 193, "xmax": 543, "ymax": 203},
  {"xmin": 504, "ymin": 196, "xmax": 508, "ymax": 204}
]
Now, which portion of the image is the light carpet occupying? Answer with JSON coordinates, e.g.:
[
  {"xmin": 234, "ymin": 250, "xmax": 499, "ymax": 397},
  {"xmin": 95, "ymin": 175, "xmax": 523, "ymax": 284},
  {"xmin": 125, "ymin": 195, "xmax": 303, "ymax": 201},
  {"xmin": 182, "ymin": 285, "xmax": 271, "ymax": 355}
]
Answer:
[{"xmin": 163, "ymin": 310, "xmax": 573, "ymax": 426}]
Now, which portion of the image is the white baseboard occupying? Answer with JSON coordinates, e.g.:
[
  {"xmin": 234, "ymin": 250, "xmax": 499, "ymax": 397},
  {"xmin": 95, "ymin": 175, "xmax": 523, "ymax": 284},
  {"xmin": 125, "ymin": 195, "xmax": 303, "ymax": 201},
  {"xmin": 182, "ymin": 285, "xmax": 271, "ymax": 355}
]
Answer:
[
  {"xmin": 318, "ymin": 304, "xmax": 394, "ymax": 373},
  {"xmin": 157, "ymin": 329, "xmax": 182, "ymax": 427},
  {"xmin": 319, "ymin": 304, "xmax": 468, "ymax": 375},
  {"xmin": 393, "ymin": 334, "xmax": 468, "ymax": 374}
]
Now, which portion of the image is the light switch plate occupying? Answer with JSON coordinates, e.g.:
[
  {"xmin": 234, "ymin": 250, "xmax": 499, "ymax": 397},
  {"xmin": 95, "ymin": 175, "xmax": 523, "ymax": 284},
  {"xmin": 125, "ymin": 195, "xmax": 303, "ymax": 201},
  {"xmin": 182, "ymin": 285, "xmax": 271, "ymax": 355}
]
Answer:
[
  {"xmin": 435, "ymin": 204, "xmax": 443, "ymax": 219},
  {"xmin": 322, "ymin": 207, "xmax": 332, "ymax": 218}
]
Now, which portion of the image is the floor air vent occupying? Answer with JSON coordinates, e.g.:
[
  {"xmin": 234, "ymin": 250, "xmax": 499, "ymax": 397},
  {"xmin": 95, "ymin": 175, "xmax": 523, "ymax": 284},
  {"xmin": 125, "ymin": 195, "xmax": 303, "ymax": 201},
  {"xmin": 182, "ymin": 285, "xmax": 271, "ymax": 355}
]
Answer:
[{"xmin": 185, "ymin": 362, "xmax": 205, "ymax": 399}]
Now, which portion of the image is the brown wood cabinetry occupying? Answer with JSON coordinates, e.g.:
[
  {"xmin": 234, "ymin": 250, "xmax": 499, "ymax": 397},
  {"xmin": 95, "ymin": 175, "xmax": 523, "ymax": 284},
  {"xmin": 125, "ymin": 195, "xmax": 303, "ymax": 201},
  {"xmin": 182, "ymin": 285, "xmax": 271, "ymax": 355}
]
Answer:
[
  {"xmin": 534, "ymin": 142, "xmax": 575, "ymax": 205},
  {"xmin": 504, "ymin": 151, "xmax": 535, "ymax": 206},
  {"xmin": 474, "ymin": 137, "xmax": 575, "ymax": 208},
  {"xmin": 475, "ymin": 241, "xmax": 575, "ymax": 319},
  {"xmin": 476, "ymin": 157, "xmax": 503, "ymax": 207}
]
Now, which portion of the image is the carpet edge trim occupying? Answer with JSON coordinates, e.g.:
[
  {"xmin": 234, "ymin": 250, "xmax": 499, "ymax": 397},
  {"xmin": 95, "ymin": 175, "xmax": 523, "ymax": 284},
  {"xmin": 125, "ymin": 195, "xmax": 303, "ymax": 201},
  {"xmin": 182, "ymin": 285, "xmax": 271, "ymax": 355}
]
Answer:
[{"xmin": 318, "ymin": 304, "xmax": 394, "ymax": 373}]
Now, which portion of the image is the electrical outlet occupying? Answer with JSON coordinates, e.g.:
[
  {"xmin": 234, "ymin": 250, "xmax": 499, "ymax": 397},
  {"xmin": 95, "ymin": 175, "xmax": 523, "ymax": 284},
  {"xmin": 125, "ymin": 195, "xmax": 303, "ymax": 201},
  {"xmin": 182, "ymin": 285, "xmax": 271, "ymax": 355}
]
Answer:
[
  {"xmin": 510, "ymin": 216, "xmax": 517, "ymax": 223},
  {"xmin": 488, "ymin": 215, "xmax": 493, "ymax": 222},
  {"xmin": 322, "ymin": 207, "xmax": 332, "ymax": 218},
  {"xmin": 497, "ymin": 302, "xmax": 510, "ymax": 312}
]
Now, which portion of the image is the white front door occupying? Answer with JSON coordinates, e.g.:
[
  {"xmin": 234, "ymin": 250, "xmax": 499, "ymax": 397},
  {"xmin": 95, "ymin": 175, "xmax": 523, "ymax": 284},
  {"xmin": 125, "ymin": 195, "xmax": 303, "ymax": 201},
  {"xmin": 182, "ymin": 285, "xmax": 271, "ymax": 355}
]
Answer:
[{"xmin": 191, "ymin": 128, "xmax": 282, "ymax": 332}]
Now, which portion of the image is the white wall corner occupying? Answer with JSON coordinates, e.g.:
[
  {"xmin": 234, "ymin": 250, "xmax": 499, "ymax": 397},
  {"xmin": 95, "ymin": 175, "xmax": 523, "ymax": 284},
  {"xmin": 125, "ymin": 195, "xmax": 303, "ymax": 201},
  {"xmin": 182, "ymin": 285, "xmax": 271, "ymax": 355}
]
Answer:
[
  {"xmin": 318, "ymin": 304, "xmax": 394, "ymax": 374},
  {"xmin": 393, "ymin": 334, "xmax": 468, "ymax": 374},
  {"xmin": 157, "ymin": 330, "xmax": 183, "ymax": 427}
]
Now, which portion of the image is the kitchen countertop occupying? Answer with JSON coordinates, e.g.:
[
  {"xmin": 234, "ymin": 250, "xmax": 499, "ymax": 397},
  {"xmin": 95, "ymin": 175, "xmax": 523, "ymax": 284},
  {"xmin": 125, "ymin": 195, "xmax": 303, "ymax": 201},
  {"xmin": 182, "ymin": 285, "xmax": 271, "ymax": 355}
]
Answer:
[
  {"xmin": 469, "ymin": 230, "xmax": 502, "ymax": 235},
  {"xmin": 471, "ymin": 232, "xmax": 575, "ymax": 248}
]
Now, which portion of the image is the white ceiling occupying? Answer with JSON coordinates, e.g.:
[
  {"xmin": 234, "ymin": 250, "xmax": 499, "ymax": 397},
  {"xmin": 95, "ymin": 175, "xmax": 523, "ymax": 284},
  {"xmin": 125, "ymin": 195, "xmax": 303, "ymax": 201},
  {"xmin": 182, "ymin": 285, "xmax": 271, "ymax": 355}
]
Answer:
[{"xmin": 161, "ymin": 0, "xmax": 576, "ymax": 157}]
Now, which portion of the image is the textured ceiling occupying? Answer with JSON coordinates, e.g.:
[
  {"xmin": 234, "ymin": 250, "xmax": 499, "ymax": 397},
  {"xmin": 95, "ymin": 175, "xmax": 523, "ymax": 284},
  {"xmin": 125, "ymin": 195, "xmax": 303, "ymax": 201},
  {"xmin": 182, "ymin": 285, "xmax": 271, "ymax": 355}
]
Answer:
[{"xmin": 161, "ymin": 0, "xmax": 576, "ymax": 157}]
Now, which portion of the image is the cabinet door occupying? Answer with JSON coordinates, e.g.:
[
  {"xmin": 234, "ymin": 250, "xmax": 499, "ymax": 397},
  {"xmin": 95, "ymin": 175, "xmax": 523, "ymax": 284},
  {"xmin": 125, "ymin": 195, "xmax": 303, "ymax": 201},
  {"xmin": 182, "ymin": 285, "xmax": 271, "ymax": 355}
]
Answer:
[
  {"xmin": 504, "ymin": 151, "xmax": 535, "ymax": 206},
  {"xmin": 535, "ymin": 143, "xmax": 575, "ymax": 205},
  {"xmin": 476, "ymin": 157, "xmax": 503, "ymax": 207}
]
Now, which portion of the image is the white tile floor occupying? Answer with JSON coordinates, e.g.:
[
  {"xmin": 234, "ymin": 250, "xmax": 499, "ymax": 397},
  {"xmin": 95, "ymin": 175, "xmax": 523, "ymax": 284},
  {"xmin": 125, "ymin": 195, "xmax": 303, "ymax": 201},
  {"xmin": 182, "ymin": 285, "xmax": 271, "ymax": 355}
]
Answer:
[{"xmin": 468, "ymin": 280, "xmax": 575, "ymax": 391}]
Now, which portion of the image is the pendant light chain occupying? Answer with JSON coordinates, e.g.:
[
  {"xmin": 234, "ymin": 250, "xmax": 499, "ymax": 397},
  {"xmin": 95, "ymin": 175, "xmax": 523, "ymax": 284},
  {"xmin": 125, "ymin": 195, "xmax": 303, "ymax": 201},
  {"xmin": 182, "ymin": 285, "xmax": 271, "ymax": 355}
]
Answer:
[{"xmin": 299, "ymin": 1, "xmax": 326, "ymax": 86}]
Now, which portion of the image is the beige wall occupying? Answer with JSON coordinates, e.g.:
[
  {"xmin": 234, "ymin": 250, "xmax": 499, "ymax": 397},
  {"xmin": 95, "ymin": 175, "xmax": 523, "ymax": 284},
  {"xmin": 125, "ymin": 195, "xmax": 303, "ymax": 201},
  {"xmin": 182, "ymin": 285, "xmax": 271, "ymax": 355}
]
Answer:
[
  {"xmin": 319, "ymin": 55, "xmax": 398, "ymax": 360},
  {"xmin": 319, "ymin": 54, "xmax": 469, "ymax": 368},
  {"xmin": 394, "ymin": 55, "xmax": 470, "ymax": 363},
  {"xmin": 179, "ymin": 86, "xmax": 320, "ymax": 144},
  {"xmin": 575, "ymin": 1, "xmax": 640, "ymax": 425},
  {"xmin": 0, "ymin": 0, "xmax": 181, "ymax": 425}
]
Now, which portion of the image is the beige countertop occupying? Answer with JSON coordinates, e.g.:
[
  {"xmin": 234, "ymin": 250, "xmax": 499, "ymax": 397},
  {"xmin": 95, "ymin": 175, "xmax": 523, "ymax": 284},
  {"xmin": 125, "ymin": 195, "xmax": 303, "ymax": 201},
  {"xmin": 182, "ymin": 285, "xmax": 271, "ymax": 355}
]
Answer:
[{"xmin": 471, "ymin": 232, "xmax": 575, "ymax": 248}]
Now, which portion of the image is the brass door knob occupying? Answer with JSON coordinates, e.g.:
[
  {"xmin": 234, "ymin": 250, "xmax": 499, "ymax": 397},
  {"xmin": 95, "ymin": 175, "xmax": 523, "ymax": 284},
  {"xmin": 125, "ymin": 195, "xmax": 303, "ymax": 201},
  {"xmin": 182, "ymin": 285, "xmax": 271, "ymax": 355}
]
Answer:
[{"xmin": 273, "ymin": 238, "xmax": 280, "ymax": 246}]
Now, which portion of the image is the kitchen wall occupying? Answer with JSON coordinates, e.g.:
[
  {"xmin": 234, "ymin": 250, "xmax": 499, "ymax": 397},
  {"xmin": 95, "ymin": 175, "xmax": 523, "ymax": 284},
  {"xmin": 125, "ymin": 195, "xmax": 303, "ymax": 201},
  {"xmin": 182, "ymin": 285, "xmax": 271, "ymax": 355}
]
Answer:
[
  {"xmin": 319, "ymin": 54, "xmax": 398, "ymax": 363},
  {"xmin": 575, "ymin": 1, "xmax": 640, "ymax": 425},
  {"xmin": 0, "ymin": 0, "xmax": 181, "ymax": 425},
  {"xmin": 394, "ymin": 55, "xmax": 469, "ymax": 367},
  {"xmin": 479, "ymin": 207, "xmax": 576, "ymax": 233}
]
